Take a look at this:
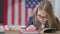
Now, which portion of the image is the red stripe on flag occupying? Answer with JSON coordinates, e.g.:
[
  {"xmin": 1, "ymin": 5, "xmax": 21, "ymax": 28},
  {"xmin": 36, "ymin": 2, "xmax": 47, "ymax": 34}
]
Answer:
[
  {"xmin": 4, "ymin": 0, "xmax": 8, "ymax": 25},
  {"xmin": 25, "ymin": 8, "xmax": 28, "ymax": 25},
  {"xmin": 18, "ymin": 0, "xmax": 21, "ymax": 25},
  {"xmin": 12, "ymin": 0, "xmax": 14, "ymax": 25}
]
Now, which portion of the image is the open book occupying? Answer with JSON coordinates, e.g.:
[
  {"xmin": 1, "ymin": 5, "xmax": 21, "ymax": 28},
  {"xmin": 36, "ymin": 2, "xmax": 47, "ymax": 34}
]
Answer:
[{"xmin": 41, "ymin": 28, "xmax": 56, "ymax": 33}]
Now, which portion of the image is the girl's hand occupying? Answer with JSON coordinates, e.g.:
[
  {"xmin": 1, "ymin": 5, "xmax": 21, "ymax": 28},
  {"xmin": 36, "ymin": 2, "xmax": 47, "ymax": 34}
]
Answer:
[{"xmin": 26, "ymin": 25, "xmax": 36, "ymax": 30}]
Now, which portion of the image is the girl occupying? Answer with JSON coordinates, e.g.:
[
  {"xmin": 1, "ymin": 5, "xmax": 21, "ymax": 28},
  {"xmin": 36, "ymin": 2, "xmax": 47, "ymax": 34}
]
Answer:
[{"xmin": 26, "ymin": 0, "xmax": 60, "ymax": 31}]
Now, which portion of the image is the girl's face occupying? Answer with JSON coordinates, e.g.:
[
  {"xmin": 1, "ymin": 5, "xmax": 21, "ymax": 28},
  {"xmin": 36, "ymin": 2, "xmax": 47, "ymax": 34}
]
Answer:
[{"xmin": 37, "ymin": 10, "xmax": 48, "ymax": 24}]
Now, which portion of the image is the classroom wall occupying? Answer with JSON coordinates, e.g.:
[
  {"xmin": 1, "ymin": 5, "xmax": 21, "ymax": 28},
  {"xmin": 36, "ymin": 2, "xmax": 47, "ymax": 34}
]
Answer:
[
  {"xmin": 49, "ymin": 0, "xmax": 60, "ymax": 20},
  {"xmin": 0, "ymin": 0, "xmax": 4, "ymax": 24},
  {"xmin": 54, "ymin": 0, "xmax": 60, "ymax": 20}
]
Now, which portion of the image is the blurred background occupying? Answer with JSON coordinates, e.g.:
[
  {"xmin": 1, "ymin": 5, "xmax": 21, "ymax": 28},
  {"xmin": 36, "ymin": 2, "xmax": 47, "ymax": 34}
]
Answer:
[{"xmin": 0, "ymin": 0, "xmax": 60, "ymax": 26}]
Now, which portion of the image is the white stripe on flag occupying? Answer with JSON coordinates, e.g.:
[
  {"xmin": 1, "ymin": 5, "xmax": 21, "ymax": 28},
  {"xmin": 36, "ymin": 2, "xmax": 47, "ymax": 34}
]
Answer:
[
  {"xmin": 7, "ymin": 0, "xmax": 33, "ymax": 26},
  {"xmin": 28, "ymin": 8, "xmax": 32, "ymax": 21},
  {"xmin": 21, "ymin": 0, "xmax": 25, "ymax": 26},
  {"xmin": 7, "ymin": 0, "xmax": 12, "ymax": 25},
  {"xmin": 14, "ymin": 0, "xmax": 19, "ymax": 25}
]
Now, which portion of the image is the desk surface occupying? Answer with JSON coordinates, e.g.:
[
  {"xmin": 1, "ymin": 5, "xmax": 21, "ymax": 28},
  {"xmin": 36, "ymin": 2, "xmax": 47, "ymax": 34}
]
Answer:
[
  {"xmin": 44, "ymin": 31, "xmax": 60, "ymax": 34},
  {"xmin": 5, "ymin": 30, "xmax": 20, "ymax": 32},
  {"xmin": 4, "ymin": 30, "xmax": 60, "ymax": 34}
]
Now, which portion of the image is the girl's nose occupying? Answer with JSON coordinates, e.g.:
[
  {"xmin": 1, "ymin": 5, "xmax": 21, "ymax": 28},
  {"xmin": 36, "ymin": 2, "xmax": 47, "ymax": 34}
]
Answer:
[{"xmin": 40, "ymin": 18, "xmax": 43, "ymax": 22}]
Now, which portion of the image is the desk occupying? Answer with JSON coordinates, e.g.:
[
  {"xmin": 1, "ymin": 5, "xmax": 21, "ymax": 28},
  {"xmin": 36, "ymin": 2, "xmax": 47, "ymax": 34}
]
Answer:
[
  {"xmin": 20, "ymin": 30, "xmax": 60, "ymax": 34},
  {"xmin": 4, "ymin": 30, "xmax": 60, "ymax": 34},
  {"xmin": 44, "ymin": 31, "xmax": 60, "ymax": 34},
  {"xmin": 5, "ymin": 30, "xmax": 20, "ymax": 34}
]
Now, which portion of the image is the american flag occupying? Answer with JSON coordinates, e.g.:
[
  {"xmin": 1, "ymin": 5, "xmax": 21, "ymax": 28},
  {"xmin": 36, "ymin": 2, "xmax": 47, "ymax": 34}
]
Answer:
[{"xmin": 4, "ymin": 0, "xmax": 42, "ymax": 26}]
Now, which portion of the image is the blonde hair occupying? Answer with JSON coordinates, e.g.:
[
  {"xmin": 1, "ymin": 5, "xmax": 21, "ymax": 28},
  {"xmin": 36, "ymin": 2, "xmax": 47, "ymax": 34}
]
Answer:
[{"xmin": 33, "ymin": 0, "xmax": 60, "ymax": 30}]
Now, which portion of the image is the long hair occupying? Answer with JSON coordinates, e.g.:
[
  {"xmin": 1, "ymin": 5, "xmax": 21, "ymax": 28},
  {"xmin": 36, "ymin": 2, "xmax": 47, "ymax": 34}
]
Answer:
[{"xmin": 33, "ymin": 0, "xmax": 60, "ymax": 30}]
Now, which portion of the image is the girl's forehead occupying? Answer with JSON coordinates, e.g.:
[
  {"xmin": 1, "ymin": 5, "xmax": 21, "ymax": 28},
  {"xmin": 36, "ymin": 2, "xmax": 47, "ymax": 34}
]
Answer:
[{"xmin": 38, "ymin": 10, "xmax": 47, "ymax": 16}]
